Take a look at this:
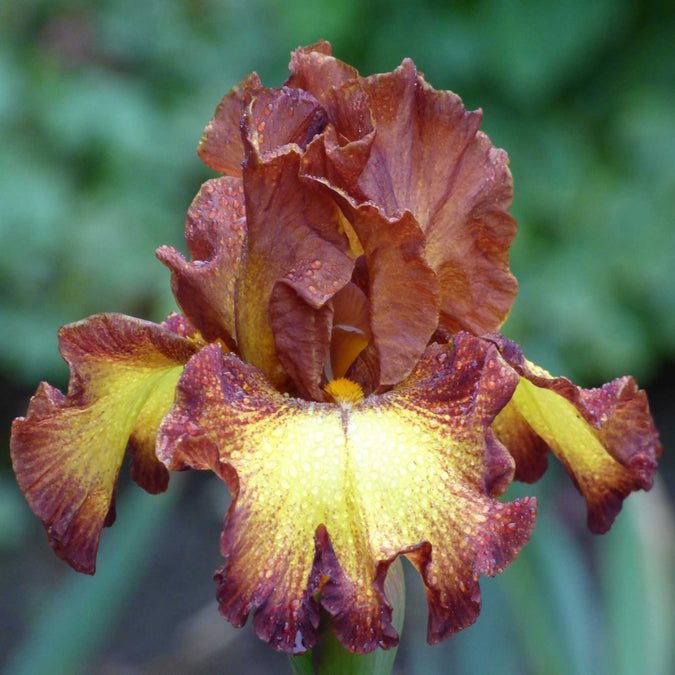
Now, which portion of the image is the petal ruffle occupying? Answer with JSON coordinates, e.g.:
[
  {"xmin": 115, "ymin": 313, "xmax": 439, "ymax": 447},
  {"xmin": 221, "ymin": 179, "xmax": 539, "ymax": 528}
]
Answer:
[
  {"xmin": 307, "ymin": 58, "xmax": 517, "ymax": 336},
  {"xmin": 366, "ymin": 60, "xmax": 518, "ymax": 334},
  {"xmin": 489, "ymin": 336, "xmax": 661, "ymax": 533},
  {"xmin": 246, "ymin": 86, "xmax": 328, "ymax": 158},
  {"xmin": 10, "ymin": 314, "xmax": 197, "ymax": 573},
  {"xmin": 336, "ymin": 202, "xmax": 440, "ymax": 389},
  {"xmin": 235, "ymin": 111, "xmax": 354, "ymax": 392},
  {"xmin": 157, "ymin": 176, "xmax": 245, "ymax": 349},
  {"xmin": 286, "ymin": 40, "xmax": 358, "ymax": 101},
  {"xmin": 197, "ymin": 72, "xmax": 263, "ymax": 176},
  {"xmin": 157, "ymin": 333, "xmax": 536, "ymax": 653}
]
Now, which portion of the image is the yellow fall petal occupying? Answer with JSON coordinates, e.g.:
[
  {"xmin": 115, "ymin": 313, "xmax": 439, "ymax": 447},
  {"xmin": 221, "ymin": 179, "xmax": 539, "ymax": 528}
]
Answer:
[
  {"xmin": 10, "ymin": 314, "xmax": 196, "ymax": 573},
  {"xmin": 158, "ymin": 334, "xmax": 537, "ymax": 654},
  {"xmin": 488, "ymin": 335, "xmax": 660, "ymax": 533},
  {"xmin": 507, "ymin": 375, "xmax": 658, "ymax": 532}
]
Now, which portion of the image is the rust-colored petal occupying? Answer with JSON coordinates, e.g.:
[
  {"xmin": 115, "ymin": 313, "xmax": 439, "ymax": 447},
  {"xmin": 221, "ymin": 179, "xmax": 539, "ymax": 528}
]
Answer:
[
  {"xmin": 301, "ymin": 86, "xmax": 376, "ymax": 199},
  {"xmin": 156, "ymin": 177, "xmax": 245, "ymax": 349},
  {"xmin": 246, "ymin": 87, "xmax": 328, "ymax": 159},
  {"xmin": 328, "ymin": 281, "xmax": 371, "ymax": 381},
  {"xmin": 289, "ymin": 42, "xmax": 376, "ymax": 207},
  {"xmin": 235, "ymin": 124, "xmax": 354, "ymax": 391},
  {"xmin": 268, "ymin": 280, "xmax": 333, "ymax": 401},
  {"xmin": 489, "ymin": 336, "xmax": 661, "ymax": 533},
  {"xmin": 310, "ymin": 197, "xmax": 440, "ymax": 390},
  {"xmin": 312, "ymin": 59, "xmax": 517, "ymax": 335},
  {"xmin": 286, "ymin": 40, "xmax": 358, "ymax": 98},
  {"xmin": 269, "ymin": 280, "xmax": 372, "ymax": 400},
  {"xmin": 197, "ymin": 72, "xmax": 263, "ymax": 176},
  {"xmin": 352, "ymin": 205, "xmax": 439, "ymax": 388},
  {"xmin": 157, "ymin": 334, "xmax": 536, "ymax": 654},
  {"xmin": 10, "ymin": 314, "xmax": 197, "ymax": 573}
]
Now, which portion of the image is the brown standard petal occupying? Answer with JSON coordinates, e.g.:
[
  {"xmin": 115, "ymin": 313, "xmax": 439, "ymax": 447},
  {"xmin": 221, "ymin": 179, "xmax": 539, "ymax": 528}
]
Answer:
[
  {"xmin": 306, "ymin": 57, "xmax": 518, "ymax": 336},
  {"xmin": 235, "ymin": 102, "xmax": 355, "ymax": 392},
  {"xmin": 197, "ymin": 72, "xmax": 262, "ymax": 176},
  {"xmin": 157, "ymin": 176, "xmax": 246, "ymax": 349}
]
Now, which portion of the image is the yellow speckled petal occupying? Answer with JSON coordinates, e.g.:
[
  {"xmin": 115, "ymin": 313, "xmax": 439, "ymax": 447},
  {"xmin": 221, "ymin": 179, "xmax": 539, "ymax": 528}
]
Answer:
[
  {"xmin": 10, "ymin": 314, "xmax": 197, "ymax": 573},
  {"xmin": 158, "ymin": 333, "xmax": 536, "ymax": 654},
  {"xmin": 489, "ymin": 335, "xmax": 661, "ymax": 533}
]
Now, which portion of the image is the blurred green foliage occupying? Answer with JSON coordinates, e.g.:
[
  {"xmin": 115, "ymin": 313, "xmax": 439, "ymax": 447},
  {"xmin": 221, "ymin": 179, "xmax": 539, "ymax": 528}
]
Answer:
[{"xmin": 1, "ymin": 0, "xmax": 673, "ymax": 674}]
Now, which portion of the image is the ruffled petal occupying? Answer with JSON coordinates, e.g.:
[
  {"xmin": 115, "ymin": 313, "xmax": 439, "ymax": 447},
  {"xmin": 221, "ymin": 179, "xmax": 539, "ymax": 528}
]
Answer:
[
  {"xmin": 235, "ymin": 108, "xmax": 354, "ymax": 392},
  {"xmin": 489, "ymin": 336, "xmax": 661, "ymax": 533},
  {"xmin": 10, "ymin": 314, "xmax": 197, "ymax": 573},
  {"xmin": 286, "ymin": 40, "xmax": 358, "ymax": 99},
  {"xmin": 337, "ymin": 202, "xmax": 440, "ymax": 389},
  {"xmin": 197, "ymin": 72, "xmax": 262, "ymax": 176},
  {"xmin": 157, "ymin": 333, "xmax": 536, "ymax": 654},
  {"xmin": 157, "ymin": 176, "xmax": 245, "ymax": 348},
  {"xmin": 310, "ymin": 58, "xmax": 517, "ymax": 335},
  {"xmin": 245, "ymin": 86, "xmax": 328, "ymax": 158}
]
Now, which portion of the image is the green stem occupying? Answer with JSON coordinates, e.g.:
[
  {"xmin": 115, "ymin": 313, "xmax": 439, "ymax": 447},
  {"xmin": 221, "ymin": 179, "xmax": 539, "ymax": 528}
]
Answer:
[{"xmin": 289, "ymin": 556, "xmax": 405, "ymax": 675}]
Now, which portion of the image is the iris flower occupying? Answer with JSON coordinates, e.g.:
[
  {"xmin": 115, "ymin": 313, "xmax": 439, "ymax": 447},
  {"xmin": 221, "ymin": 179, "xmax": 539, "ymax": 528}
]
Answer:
[{"xmin": 10, "ymin": 42, "xmax": 661, "ymax": 656}]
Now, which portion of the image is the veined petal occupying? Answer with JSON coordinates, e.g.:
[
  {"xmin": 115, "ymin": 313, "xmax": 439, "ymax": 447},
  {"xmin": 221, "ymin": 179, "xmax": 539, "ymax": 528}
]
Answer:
[
  {"xmin": 286, "ymin": 41, "xmax": 359, "ymax": 100},
  {"xmin": 10, "ymin": 314, "xmax": 197, "ymax": 573},
  {"xmin": 338, "ymin": 203, "xmax": 440, "ymax": 389},
  {"xmin": 246, "ymin": 87, "xmax": 328, "ymax": 159},
  {"xmin": 311, "ymin": 58, "xmax": 517, "ymax": 335},
  {"xmin": 157, "ymin": 334, "xmax": 536, "ymax": 654},
  {"xmin": 197, "ymin": 72, "xmax": 263, "ymax": 176},
  {"xmin": 490, "ymin": 336, "xmax": 661, "ymax": 533},
  {"xmin": 157, "ymin": 176, "xmax": 245, "ymax": 349},
  {"xmin": 236, "ymin": 124, "xmax": 354, "ymax": 392}
]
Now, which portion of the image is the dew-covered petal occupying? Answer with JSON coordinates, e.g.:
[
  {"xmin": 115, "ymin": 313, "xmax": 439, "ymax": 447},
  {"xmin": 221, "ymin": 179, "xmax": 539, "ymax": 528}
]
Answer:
[
  {"xmin": 157, "ymin": 177, "xmax": 245, "ymax": 349},
  {"xmin": 10, "ymin": 314, "xmax": 197, "ymax": 573},
  {"xmin": 269, "ymin": 280, "xmax": 333, "ymax": 401},
  {"xmin": 286, "ymin": 40, "xmax": 358, "ymax": 100},
  {"xmin": 235, "ymin": 129, "xmax": 354, "ymax": 392},
  {"xmin": 316, "ymin": 59, "xmax": 517, "ymax": 335},
  {"xmin": 342, "ymin": 203, "xmax": 440, "ymax": 388},
  {"xmin": 157, "ymin": 333, "xmax": 536, "ymax": 654},
  {"xmin": 245, "ymin": 87, "xmax": 328, "ymax": 159},
  {"xmin": 197, "ymin": 72, "xmax": 262, "ymax": 176},
  {"xmin": 490, "ymin": 336, "xmax": 661, "ymax": 533}
]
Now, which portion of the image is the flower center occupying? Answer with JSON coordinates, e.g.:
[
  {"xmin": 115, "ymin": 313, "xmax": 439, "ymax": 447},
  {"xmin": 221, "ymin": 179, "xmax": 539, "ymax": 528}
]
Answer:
[{"xmin": 323, "ymin": 377, "xmax": 364, "ymax": 406}]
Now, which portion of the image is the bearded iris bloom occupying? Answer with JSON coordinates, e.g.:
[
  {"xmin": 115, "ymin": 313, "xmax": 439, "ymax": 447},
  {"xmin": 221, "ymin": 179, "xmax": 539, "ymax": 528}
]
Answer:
[{"xmin": 10, "ymin": 42, "xmax": 661, "ymax": 656}]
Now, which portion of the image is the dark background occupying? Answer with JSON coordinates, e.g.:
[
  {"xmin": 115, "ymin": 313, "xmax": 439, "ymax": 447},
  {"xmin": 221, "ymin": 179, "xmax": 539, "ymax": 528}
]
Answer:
[{"xmin": 1, "ymin": 1, "xmax": 673, "ymax": 673}]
